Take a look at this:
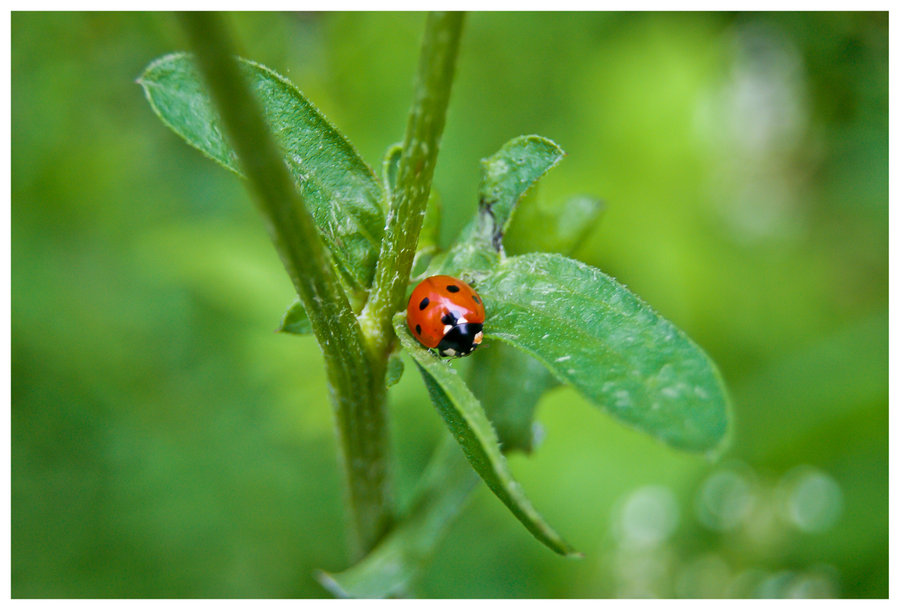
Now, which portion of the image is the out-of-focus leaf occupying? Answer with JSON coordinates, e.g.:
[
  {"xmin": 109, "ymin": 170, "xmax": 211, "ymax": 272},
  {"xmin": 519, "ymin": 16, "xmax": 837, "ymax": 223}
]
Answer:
[
  {"xmin": 138, "ymin": 53, "xmax": 384, "ymax": 288},
  {"xmin": 467, "ymin": 343, "xmax": 558, "ymax": 454},
  {"xmin": 393, "ymin": 313, "xmax": 577, "ymax": 556},
  {"xmin": 504, "ymin": 194, "xmax": 605, "ymax": 256},
  {"xmin": 316, "ymin": 437, "xmax": 477, "ymax": 598},
  {"xmin": 385, "ymin": 351, "xmax": 405, "ymax": 388},
  {"xmin": 277, "ymin": 299, "xmax": 312, "ymax": 335},
  {"xmin": 477, "ymin": 253, "xmax": 730, "ymax": 452}
]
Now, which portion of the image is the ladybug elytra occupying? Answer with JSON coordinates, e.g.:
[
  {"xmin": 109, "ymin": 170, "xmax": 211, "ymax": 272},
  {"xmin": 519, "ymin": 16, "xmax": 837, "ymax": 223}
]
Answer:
[{"xmin": 406, "ymin": 275, "xmax": 485, "ymax": 357}]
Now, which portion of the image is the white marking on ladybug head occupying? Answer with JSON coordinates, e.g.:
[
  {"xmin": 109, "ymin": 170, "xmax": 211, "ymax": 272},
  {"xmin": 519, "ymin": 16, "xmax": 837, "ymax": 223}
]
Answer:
[
  {"xmin": 474, "ymin": 331, "xmax": 483, "ymax": 345},
  {"xmin": 443, "ymin": 347, "xmax": 457, "ymax": 357},
  {"xmin": 458, "ymin": 316, "xmax": 468, "ymax": 325},
  {"xmin": 443, "ymin": 325, "xmax": 453, "ymax": 335}
]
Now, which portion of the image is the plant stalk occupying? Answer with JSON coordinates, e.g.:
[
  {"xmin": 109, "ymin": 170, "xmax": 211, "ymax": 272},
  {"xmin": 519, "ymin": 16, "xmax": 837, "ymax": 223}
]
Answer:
[
  {"xmin": 179, "ymin": 11, "xmax": 391, "ymax": 558},
  {"xmin": 360, "ymin": 12, "xmax": 465, "ymax": 357}
]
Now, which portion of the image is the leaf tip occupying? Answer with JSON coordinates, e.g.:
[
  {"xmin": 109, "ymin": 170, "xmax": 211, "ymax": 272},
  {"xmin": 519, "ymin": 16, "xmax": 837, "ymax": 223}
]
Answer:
[
  {"xmin": 313, "ymin": 569, "xmax": 350, "ymax": 598},
  {"xmin": 549, "ymin": 536, "xmax": 580, "ymax": 558}
]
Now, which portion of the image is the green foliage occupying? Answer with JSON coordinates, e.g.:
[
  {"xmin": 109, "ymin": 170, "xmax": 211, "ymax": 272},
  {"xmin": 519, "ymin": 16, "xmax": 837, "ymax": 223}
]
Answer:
[
  {"xmin": 432, "ymin": 136, "xmax": 729, "ymax": 454},
  {"xmin": 175, "ymin": 13, "xmax": 392, "ymax": 557},
  {"xmin": 139, "ymin": 31, "xmax": 728, "ymax": 578},
  {"xmin": 12, "ymin": 11, "xmax": 886, "ymax": 599},
  {"xmin": 467, "ymin": 342, "xmax": 557, "ymax": 454},
  {"xmin": 503, "ymin": 193, "xmax": 605, "ymax": 257},
  {"xmin": 394, "ymin": 313, "xmax": 577, "ymax": 557},
  {"xmin": 473, "ymin": 135, "xmax": 565, "ymax": 246},
  {"xmin": 278, "ymin": 299, "xmax": 312, "ymax": 335},
  {"xmin": 465, "ymin": 177, "xmax": 601, "ymax": 456},
  {"xmin": 317, "ymin": 438, "xmax": 477, "ymax": 598},
  {"xmin": 433, "ymin": 135, "xmax": 564, "ymax": 274},
  {"xmin": 139, "ymin": 52, "xmax": 384, "ymax": 289},
  {"xmin": 358, "ymin": 12, "xmax": 464, "ymax": 360},
  {"xmin": 382, "ymin": 141, "xmax": 442, "ymax": 259},
  {"xmin": 381, "ymin": 142, "xmax": 403, "ymax": 198},
  {"xmin": 385, "ymin": 351, "xmax": 405, "ymax": 388},
  {"xmin": 479, "ymin": 253, "xmax": 729, "ymax": 452}
]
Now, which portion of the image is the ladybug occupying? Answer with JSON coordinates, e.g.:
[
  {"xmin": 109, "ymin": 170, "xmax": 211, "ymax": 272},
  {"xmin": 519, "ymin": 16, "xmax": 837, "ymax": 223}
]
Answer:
[{"xmin": 407, "ymin": 275, "xmax": 485, "ymax": 357}]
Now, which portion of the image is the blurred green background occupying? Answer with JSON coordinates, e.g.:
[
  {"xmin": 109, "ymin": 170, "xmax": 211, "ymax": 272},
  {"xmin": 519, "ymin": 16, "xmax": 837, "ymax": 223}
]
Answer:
[{"xmin": 11, "ymin": 11, "xmax": 887, "ymax": 598}]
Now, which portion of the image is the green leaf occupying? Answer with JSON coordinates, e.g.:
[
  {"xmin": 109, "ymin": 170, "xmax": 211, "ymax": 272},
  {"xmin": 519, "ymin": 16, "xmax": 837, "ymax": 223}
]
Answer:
[
  {"xmin": 477, "ymin": 253, "xmax": 730, "ymax": 452},
  {"xmin": 317, "ymin": 437, "xmax": 477, "ymax": 598},
  {"xmin": 429, "ymin": 135, "xmax": 565, "ymax": 277},
  {"xmin": 504, "ymin": 194, "xmax": 605, "ymax": 256},
  {"xmin": 277, "ymin": 299, "xmax": 312, "ymax": 335},
  {"xmin": 467, "ymin": 342, "xmax": 559, "ymax": 454},
  {"xmin": 477, "ymin": 135, "xmax": 566, "ymax": 243},
  {"xmin": 385, "ymin": 351, "xmax": 405, "ymax": 388},
  {"xmin": 381, "ymin": 142, "xmax": 403, "ymax": 199},
  {"xmin": 138, "ymin": 52, "xmax": 384, "ymax": 288},
  {"xmin": 464, "ymin": 192, "xmax": 602, "ymax": 454},
  {"xmin": 358, "ymin": 12, "xmax": 464, "ymax": 360},
  {"xmin": 393, "ymin": 313, "xmax": 578, "ymax": 557},
  {"xmin": 418, "ymin": 190, "xmax": 442, "ymax": 253}
]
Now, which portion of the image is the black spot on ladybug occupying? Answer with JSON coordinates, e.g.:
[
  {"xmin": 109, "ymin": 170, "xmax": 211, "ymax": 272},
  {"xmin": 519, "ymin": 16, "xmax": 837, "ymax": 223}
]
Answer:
[
  {"xmin": 415, "ymin": 324, "xmax": 422, "ymax": 335},
  {"xmin": 419, "ymin": 297, "xmax": 430, "ymax": 310},
  {"xmin": 441, "ymin": 312, "xmax": 457, "ymax": 326},
  {"xmin": 446, "ymin": 285, "xmax": 460, "ymax": 293},
  {"xmin": 472, "ymin": 295, "xmax": 481, "ymax": 304}
]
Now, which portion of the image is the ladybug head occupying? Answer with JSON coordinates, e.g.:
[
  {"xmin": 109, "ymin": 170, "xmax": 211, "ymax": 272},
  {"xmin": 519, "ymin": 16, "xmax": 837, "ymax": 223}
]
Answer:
[{"xmin": 437, "ymin": 322, "xmax": 484, "ymax": 358}]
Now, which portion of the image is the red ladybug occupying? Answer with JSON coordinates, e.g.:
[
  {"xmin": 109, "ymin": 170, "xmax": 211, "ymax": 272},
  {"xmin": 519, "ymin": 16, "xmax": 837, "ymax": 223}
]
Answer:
[{"xmin": 406, "ymin": 275, "xmax": 485, "ymax": 357}]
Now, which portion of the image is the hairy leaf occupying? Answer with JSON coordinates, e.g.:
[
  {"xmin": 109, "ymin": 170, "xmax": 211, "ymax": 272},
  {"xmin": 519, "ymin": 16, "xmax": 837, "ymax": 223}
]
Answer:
[
  {"xmin": 393, "ymin": 313, "xmax": 577, "ymax": 556},
  {"xmin": 139, "ymin": 53, "xmax": 384, "ymax": 288},
  {"xmin": 465, "ymin": 188, "xmax": 602, "ymax": 453},
  {"xmin": 477, "ymin": 253, "xmax": 730, "ymax": 452},
  {"xmin": 429, "ymin": 135, "xmax": 565, "ymax": 277},
  {"xmin": 477, "ymin": 134, "xmax": 566, "ymax": 243}
]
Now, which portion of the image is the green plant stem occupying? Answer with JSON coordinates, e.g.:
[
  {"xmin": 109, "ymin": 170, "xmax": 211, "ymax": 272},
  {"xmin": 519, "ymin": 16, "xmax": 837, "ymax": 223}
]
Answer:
[
  {"xmin": 179, "ymin": 12, "xmax": 391, "ymax": 558},
  {"xmin": 360, "ymin": 12, "xmax": 465, "ymax": 357}
]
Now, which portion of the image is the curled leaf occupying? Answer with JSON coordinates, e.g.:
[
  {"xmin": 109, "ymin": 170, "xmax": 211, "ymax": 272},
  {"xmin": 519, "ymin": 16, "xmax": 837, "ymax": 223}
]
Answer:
[
  {"xmin": 477, "ymin": 134, "xmax": 566, "ymax": 245},
  {"xmin": 430, "ymin": 135, "xmax": 565, "ymax": 277}
]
